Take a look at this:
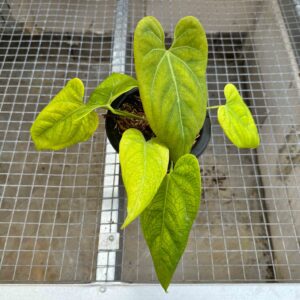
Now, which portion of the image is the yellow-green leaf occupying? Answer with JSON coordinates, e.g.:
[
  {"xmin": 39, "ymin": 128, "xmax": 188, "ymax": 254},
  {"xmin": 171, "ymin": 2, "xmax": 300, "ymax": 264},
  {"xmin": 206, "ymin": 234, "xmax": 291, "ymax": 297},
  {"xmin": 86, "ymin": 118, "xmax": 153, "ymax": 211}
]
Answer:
[
  {"xmin": 120, "ymin": 129, "xmax": 169, "ymax": 228},
  {"xmin": 134, "ymin": 16, "xmax": 208, "ymax": 162},
  {"xmin": 218, "ymin": 83, "xmax": 260, "ymax": 148},
  {"xmin": 30, "ymin": 78, "xmax": 98, "ymax": 150},
  {"xmin": 88, "ymin": 73, "xmax": 138, "ymax": 109},
  {"xmin": 141, "ymin": 154, "xmax": 201, "ymax": 291}
]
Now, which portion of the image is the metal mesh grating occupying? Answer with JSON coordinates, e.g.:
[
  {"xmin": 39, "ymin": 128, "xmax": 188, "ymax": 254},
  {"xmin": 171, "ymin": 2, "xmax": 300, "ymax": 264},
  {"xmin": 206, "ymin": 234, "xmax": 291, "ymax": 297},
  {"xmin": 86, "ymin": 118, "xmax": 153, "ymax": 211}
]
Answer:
[
  {"xmin": 278, "ymin": 0, "xmax": 300, "ymax": 66},
  {"xmin": 121, "ymin": 32, "xmax": 276, "ymax": 283},
  {"xmin": 0, "ymin": 0, "xmax": 300, "ymax": 286},
  {"xmin": 120, "ymin": 0, "xmax": 300, "ymax": 283},
  {"xmin": 0, "ymin": 0, "xmax": 115, "ymax": 282}
]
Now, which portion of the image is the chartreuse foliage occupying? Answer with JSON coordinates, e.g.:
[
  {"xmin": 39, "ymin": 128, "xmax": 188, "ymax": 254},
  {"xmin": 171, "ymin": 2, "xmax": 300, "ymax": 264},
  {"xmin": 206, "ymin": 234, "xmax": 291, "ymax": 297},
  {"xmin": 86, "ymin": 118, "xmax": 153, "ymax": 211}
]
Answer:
[
  {"xmin": 134, "ymin": 16, "xmax": 208, "ymax": 162},
  {"xmin": 30, "ymin": 16, "xmax": 260, "ymax": 292},
  {"xmin": 218, "ymin": 83, "xmax": 260, "ymax": 148},
  {"xmin": 30, "ymin": 74, "xmax": 138, "ymax": 150},
  {"xmin": 30, "ymin": 78, "xmax": 98, "ymax": 150},
  {"xmin": 119, "ymin": 129, "xmax": 169, "ymax": 228},
  {"xmin": 141, "ymin": 154, "xmax": 201, "ymax": 291},
  {"xmin": 88, "ymin": 73, "xmax": 139, "ymax": 118}
]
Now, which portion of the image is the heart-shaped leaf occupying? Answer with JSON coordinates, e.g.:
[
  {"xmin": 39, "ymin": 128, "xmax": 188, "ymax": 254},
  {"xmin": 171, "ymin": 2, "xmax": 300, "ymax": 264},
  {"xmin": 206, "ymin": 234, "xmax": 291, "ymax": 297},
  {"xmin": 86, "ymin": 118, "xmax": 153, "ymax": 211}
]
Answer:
[
  {"xmin": 141, "ymin": 154, "xmax": 201, "ymax": 291},
  {"xmin": 120, "ymin": 129, "xmax": 169, "ymax": 228},
  {"xmin": 30, "ymin": 78, "xmax": 98, "ymax": 150},
  {"xmin": 134, "ymin": 16, "xmax": 208, "ymax": 162},
  {"xmin": 88, "ymin": 73, "xmax": 138, "ymax": 110},
  {"xmin": 218, "ymin": 83, "xmax": 260, "ymax": 148}
]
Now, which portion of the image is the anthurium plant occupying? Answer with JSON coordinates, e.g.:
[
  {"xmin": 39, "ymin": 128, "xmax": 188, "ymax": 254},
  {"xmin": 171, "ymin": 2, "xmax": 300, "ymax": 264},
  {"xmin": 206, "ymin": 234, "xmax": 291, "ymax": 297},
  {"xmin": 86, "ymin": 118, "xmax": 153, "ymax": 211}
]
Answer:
[{"xmin": 30, "ymin": 16, "xmax": 260, "ymax": 291}]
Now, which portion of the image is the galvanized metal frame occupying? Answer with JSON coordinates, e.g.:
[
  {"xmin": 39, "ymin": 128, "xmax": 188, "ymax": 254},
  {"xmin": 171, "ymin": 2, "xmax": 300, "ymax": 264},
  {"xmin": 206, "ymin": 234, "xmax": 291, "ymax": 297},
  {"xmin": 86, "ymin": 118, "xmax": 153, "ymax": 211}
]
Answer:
[
  {"xmin": 1, "ymin": 0, "xmax": 300, "ymax": 298},
  {"xmin": 1, "ymin": 283, "xmax": 300, "ymax": 300},
  {"xmin": 96, "ymin": 0, "xmax": 128, "ymax": 281}
]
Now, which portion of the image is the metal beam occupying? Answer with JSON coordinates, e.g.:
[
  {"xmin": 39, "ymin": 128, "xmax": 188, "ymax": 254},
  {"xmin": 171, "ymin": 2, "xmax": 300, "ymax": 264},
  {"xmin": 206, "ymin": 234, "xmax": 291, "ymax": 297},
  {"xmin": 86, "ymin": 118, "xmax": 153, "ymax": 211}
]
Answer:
[
  {"xmin": 1, "ymin": 283, "xmax": 300, "ymax": 300},
  {"xmin": 97, "ymin": 0, "xmax": 129, "ymax": 281}
]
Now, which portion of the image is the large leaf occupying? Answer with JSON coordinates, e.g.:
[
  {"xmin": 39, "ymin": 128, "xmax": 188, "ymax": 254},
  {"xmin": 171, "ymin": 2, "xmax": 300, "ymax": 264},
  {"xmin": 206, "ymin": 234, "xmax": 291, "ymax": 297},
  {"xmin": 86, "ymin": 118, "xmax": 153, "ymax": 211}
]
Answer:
[
  {"xmin": 88, "ymin": 73, "xmax": 138, "ymax": 110},
  {"xmin": 134, "ymin": 16, "xmax": 208, "ymax": 162},
  {"xmin": 141, "ymin": 154, "xmax": 201, "ymax": 291},
  {"xmin": 30, "ymin": 78, "xmax": 98, "ymax": 150},
  {"xmin": 218, "ymin": 83, "xmax": 260, "ymax": 148},
  {"xmin": 120, "ymin": 129, "xmax": 169, "ymax": 228},
  {"xmin": 31, "ymin": 74, "xmax": 139, "ymax": 150}
]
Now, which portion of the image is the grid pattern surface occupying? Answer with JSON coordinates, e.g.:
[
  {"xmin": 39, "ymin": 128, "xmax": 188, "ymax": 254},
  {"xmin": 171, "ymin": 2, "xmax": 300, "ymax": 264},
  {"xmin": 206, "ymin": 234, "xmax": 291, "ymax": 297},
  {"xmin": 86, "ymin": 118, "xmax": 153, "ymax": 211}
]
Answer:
[
  {"xmin": 121, "ymin": 33, "xmax": 274, "ymax": 282},
  {"xmin": 278, "ymin": 0, "xmax": 300, "ymax": 66},
  {"xmin": 0, "ymin": 0, "xmax": 300, "ymax": 285},
  {"xmin": 0, "ymin": 0, "xmax": 115, "ymax": 282},
  {"xmin": 120, "ymin": 0, "xmax": 300, "ymax": 283}
]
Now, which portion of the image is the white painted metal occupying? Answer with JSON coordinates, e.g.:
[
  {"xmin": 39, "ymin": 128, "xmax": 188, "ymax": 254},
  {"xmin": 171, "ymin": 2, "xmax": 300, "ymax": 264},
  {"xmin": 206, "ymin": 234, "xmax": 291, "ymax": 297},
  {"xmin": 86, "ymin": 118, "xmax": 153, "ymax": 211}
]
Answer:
[{"xmin": 1, "ymin": 283, "xmax": 300, "ymax": 300}]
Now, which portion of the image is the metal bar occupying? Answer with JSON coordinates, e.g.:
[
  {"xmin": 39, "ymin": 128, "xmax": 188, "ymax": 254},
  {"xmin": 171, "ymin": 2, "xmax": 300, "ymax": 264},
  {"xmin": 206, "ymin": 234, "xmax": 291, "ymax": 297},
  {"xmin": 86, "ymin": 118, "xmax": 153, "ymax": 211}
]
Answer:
[
  {"xmin": 278, "ymin": 0, "xmax": 300, "ymax": 66},
  {"xmin": 1, "ymin": 283, "xmax": 300, "ymax": 300},
  {"xmin": 96, "ymin": 0, "xmax": 129, "ymax": 281}
]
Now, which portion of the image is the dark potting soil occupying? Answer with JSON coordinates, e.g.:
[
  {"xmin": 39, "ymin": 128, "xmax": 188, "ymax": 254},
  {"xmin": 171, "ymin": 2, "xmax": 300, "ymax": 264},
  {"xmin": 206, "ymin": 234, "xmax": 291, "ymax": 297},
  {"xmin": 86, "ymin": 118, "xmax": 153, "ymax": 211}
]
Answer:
[
  {"xmin": 113, "ymin": 94, "xmax": 155, "ymax": 140},
  {"xmin": 109, "ymin": 94, "xmax": 200, "ymax": 145}
]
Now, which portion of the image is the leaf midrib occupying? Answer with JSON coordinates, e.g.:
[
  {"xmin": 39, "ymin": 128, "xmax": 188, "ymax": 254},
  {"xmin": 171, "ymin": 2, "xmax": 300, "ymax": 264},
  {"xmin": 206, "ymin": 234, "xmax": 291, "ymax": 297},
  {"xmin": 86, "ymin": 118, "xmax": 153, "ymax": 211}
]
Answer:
[
  {"xmin": 166, "ymin": 52, "xmax": 185, "ymax": 146},
  {"xmin": 132, "ymin": 142, "xmax": 147, "ymax": 216},
  {"xmin": 158, "ymin": 174, "xmax": 170, "ymax": 264},
  {"xmin": 34, "ymin": 103, "xmax": 97, "ymax": 138},
  {"xmin": 148, "ymin": 48, "xmax": 203, "ymax": 147}
]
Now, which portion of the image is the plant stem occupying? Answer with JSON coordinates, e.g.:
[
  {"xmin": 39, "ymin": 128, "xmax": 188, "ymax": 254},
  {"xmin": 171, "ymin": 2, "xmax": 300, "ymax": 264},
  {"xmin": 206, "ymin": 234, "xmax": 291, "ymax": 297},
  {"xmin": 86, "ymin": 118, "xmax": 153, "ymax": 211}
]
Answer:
[
  {"xmin": 170, "ymin": 161, "xmax": 174, "ymax": 172},
  {"xmin": 207, "ymin": 105, "xmax": 221, "ymax": 110},
  {"xmin": 111, "ymin": 108, "xmax": 145, "ymax": 120}
]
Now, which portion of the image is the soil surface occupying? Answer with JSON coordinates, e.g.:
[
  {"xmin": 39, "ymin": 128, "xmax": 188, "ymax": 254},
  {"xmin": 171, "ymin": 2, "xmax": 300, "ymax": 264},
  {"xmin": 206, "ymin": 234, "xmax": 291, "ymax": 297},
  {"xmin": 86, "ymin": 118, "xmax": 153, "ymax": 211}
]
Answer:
[{"xmin": 115, "ymin": 94, "xmax": 155, "ymax": 140}]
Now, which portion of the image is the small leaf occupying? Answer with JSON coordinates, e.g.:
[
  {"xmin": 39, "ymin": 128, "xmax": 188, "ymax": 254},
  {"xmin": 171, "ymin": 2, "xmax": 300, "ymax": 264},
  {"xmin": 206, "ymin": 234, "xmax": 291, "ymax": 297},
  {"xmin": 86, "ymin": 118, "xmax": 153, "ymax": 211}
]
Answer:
[
  {"xmin": 88, "ymin": 73, "xmax": 138, "ymax": 109},
  {"xmin": 218, "ymin": 83, "xmax": 260, "ymax": 148},
  {"xmin": 141, "ymin": 154, "xmax": 201, "ymax": 291},
  {"xmin": 134, "ymin": 16, "xmax": 208, "ymax": 162},
  {"xmin": 120, "ymin": 129, "xmax": 169, "ymax": 228},
  {"xmin": 30, "ymin": 78, "xmax": 98, "ymax": 150}
]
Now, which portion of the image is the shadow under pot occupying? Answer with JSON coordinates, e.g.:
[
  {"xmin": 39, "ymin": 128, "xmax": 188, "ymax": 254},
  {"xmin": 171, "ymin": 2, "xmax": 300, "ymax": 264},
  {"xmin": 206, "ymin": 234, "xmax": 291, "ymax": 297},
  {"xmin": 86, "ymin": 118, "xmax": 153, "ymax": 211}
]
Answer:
[{"xmin": 105, "ymin": 88, "xmax": 211, "ymax": 157}]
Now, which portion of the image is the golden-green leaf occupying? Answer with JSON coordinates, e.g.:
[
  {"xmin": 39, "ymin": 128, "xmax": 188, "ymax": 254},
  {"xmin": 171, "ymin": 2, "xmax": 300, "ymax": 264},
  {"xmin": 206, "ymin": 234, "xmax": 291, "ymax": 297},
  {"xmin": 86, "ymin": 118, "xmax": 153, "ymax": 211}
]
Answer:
[
  {"xmin": 88, "ymin": 73, "xmax": 138, "ymax": 109},
  {"xmin": 134, "ymin": 16, "xmax": 208, "ymax": 162},
  {"xmin": 120, "ymin": 129, "xmax": 169, "ymax": 228},
  {"xmin": 141, "ymin": 154, "xmax": 201, "ymax": 291},
  {"xmin": 30, "ymin": 78, "xmax": 98, "ymax": 150},
  {"xmin": 218, "ymin": 83, "xmax": 260, "ymax": 148}
]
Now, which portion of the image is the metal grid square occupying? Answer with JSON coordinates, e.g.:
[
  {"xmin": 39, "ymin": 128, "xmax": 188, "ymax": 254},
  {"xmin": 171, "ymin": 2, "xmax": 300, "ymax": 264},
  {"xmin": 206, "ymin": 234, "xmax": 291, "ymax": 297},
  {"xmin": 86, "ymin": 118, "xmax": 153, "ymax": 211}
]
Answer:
[
  {"xmin": 278, "ymin": 0, "xmax": 300, "ymax": 66},
  {"xmin": 0, "ymin": 0, "xmax": 116, "ymax": 282}
]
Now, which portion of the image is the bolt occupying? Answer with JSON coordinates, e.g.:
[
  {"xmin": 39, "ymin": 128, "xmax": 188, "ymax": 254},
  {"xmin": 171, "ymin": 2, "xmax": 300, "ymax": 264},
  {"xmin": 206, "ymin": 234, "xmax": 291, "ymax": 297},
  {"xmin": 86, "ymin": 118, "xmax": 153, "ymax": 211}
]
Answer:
[
  {"xmin": 99, "ymin": 286, "xmax": 106, "ymax": 293},
  {"xmin": 108, "ymin": 235, "xmax": 114, "ymax": 241}
]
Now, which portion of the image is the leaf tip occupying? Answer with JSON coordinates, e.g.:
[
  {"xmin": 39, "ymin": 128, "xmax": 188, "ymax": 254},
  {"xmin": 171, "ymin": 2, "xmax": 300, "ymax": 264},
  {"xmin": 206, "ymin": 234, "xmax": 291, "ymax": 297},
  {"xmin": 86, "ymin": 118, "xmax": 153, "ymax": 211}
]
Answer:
[
  {"xmin": 161, "ymin": 281, "xmax": 170, "ymax": 292},
  {"xmin": 67, "ymin": 77, "xmax": 85, "ymax": 97},
  {"xmin": 121, "ymin": 216, "xmax": 133, "ymax": 230},
  {"xmin": 224, "ymin": 82, "xmax": 237, "ymax": 100}
]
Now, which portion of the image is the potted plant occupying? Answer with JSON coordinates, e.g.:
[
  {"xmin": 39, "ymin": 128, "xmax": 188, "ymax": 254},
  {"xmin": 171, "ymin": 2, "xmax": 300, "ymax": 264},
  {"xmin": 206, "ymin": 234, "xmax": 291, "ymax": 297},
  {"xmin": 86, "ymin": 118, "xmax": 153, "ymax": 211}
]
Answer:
[{"xmin": 30, "ymin": 16, "xmax": 260, "ymax": 291}]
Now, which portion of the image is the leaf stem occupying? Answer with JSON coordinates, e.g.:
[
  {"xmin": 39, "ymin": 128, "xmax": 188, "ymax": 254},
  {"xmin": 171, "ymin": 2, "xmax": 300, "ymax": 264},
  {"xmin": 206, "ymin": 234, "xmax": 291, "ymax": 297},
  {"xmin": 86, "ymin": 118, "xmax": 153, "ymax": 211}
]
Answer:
[
  {"xmin": 111, "ymin": 108, "xmax": 145, "ymax": 120},
  {"xmin": 207, "ymin": 105, "xmax": 221, "ymax": 110}
]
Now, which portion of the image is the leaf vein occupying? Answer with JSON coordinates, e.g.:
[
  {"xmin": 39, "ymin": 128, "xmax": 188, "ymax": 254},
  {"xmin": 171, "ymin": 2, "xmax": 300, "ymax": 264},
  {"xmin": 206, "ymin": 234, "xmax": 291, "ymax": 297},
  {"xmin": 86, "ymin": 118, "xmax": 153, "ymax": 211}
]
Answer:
[{"xmin": 166, "ymin": 53, "xmax": 185, "ymax": 145}]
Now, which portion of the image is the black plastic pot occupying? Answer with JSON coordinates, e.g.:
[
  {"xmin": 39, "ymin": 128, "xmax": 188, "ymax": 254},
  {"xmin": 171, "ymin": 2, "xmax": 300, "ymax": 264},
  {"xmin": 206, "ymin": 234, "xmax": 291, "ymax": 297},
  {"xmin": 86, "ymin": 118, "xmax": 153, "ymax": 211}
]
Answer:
[{"xmin": 105, "ymin": 88, "xmax": 211, "ymax": 157}]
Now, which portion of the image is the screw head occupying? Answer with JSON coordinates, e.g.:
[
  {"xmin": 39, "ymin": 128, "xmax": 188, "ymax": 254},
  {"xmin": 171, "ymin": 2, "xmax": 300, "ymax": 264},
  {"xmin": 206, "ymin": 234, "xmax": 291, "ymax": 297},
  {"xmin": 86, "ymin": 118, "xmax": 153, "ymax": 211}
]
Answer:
[
  {"xmin": 99, "ymin": 286, "xmax": 106, "ymax": 293},
  {"xmin": 108, "ymin": 235, "xmax": 114, "ymax": 241}
]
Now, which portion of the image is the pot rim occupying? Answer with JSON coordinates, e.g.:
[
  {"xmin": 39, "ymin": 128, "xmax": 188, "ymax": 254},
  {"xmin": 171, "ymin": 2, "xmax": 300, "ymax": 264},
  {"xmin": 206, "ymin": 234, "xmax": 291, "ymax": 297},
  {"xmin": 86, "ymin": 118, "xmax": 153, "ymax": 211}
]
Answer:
[{"xmin": 105, "ymin": 88, "xmax": 211, "ymax": 157}]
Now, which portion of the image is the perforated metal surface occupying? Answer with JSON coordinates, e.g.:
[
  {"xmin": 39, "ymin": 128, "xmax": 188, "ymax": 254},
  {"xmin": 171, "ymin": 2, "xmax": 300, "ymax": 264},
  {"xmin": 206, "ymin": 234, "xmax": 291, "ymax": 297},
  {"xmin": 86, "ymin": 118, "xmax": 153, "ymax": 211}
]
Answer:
[{"xmin": 0, "ymin": 0, "xmax": 300, "ymax": 286}]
